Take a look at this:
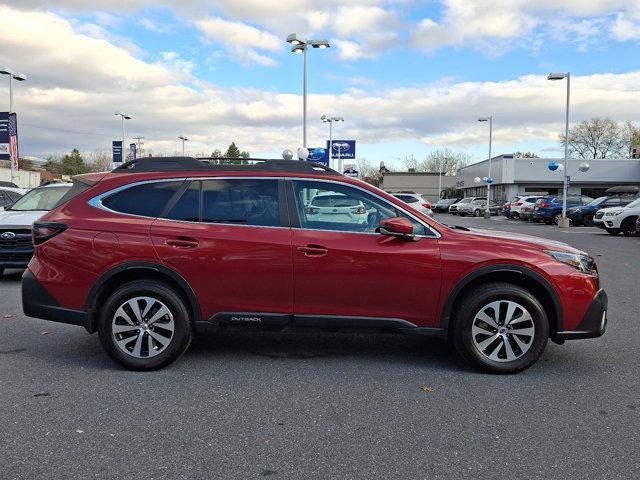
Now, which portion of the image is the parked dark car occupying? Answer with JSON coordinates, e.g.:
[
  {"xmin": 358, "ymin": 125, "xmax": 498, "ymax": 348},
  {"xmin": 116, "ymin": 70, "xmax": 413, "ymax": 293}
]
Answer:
[
  {"xmin": 532, "ymin": 195, "xmax": 594, "ymax": 224},
  {"xmin": 567, "ymin": 196, "xmax": 637, "ymax": 226},
  {"xmin": 433, "ymin": 198, "xmax": 459, "ymax": 213},
  {"xmin": 501, "ymin": 201, "xmax": 512, "ymax": 218}
]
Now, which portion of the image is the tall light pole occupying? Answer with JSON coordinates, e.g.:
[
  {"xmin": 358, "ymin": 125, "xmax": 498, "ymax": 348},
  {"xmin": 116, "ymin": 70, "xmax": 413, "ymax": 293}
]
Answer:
[
  {"xmin": 478, "ymin": 116, "xmax": 493, "ymax": 218},
  {"xmin": 178, "ymin": 135, "xmax": 188, "ymax": 155},
  {"xmin": 548, "ymin": 72, "xmax": 571, "ymax": 228},
  {"xmin": 321, "ymin": 115, "xmax": 344, "ymax": 170},
  {"xmin": 287, "ymin": 34, "xmax": 330, "ymax": 157},
  {"xmin": 1, "ymin": 67, "xmax": 27, "ymax": 183},
  {"xmin": 114, "ymin": 112, "xmax": 132, "ymax": 155},
  {"xmin": 132, "ymin": 136, "xmax": 145, "ymax": 157}
]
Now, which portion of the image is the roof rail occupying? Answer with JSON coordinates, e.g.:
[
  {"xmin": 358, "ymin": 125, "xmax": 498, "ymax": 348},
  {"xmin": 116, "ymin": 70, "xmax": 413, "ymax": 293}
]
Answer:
[{"xmin": 111, "ymin": 156, "xmax": 341, "ymax": 175}]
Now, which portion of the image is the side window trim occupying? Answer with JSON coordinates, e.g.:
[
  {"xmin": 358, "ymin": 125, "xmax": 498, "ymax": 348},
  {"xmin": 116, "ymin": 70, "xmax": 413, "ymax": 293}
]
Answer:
[{"xmin": 285, "ymin": 177, "xmax": 440, "ymax": 238}]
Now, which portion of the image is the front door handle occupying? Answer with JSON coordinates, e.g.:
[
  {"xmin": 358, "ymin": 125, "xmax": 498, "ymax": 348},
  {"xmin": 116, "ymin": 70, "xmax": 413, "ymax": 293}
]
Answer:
[
  {"xmin": 166, "ymin": 238, "xmax": 199, "ymax": 249},
  {"xmin": 297, "ymin": 245, "xmax": 328, "ymax": 257}
]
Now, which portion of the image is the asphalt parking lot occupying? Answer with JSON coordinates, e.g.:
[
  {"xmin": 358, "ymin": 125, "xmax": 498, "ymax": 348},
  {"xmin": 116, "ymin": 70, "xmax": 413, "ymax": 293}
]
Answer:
[{"xmin": 1, "ymin": 215, "xmax": 639, "ymax": 480}]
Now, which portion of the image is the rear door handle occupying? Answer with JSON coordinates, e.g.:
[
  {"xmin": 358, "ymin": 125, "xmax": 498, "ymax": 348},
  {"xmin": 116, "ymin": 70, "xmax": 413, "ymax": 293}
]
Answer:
[
  {"xmin": 166, "ymin": 238, "xmax": 199, "ymax": 249},
  {"xmin": 297, "ymin": 245, "xmax": 328, "ymax": 257}
]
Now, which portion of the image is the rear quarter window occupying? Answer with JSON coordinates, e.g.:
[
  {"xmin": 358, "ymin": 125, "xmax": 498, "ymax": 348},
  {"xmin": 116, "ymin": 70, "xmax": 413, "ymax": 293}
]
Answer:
[{"xmin": 103, "ymin": 181, "xmax": 183, "ymax": 218}]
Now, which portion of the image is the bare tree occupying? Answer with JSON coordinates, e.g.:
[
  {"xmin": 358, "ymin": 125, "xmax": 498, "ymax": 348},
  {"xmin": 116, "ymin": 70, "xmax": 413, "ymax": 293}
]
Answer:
[
  {"xmin": 560, "ymin": 117, "xmax": 627, "ymax": 159},
  {"xmin": 421, "ymin": 148, "xmax": 470, "ymax": 175},
  {"xmin": 355, "ymin": 158, "xmax": 380, "ymax": 183},
  {"xmin": 514, "ymin": 151, "xmax": 539, "ymax": 158},
  {"xmin": 622, "ymin": 121, "xmax": 640, "ymax": 158},
  {"xmin": 86, "ymin": 150, "xmax": 113, "ymax": 172}
]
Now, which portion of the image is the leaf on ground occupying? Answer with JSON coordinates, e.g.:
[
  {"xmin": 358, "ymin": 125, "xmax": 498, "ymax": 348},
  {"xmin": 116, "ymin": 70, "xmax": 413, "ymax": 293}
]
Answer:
[
  {"xmin": 40, "ymin": 331, "xmax": 51, "ymax": 336},
  {"xmin": 420, "ymin": 386, "xmax": 434, "ymax": 393},
  {"xmin": 3, "ymin": 314, "xmax": 12, "ymax": 319}
]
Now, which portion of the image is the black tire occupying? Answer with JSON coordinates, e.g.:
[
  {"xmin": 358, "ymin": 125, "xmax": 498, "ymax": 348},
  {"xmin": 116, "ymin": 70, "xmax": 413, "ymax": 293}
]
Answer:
[
  {"xmin": 451, "ymin": 212, "xmax": 457, "ymax": 215},
  {"xmin": 511, "ymin": 212, "xmax": 520, "ymax": 220},
  {"xmin": 552, "ymin": 213, "xmax": 561, "ymax": 225},
  {"xmin": 0, "ymin": 268, "xmax": 4, "ymax": 277},
  {"xmin": 98, "ymin": 280, "xmax": 193, "ymax": 370},
  {"xmin": 606, "ymin": 228, "xmax": 621, "ymax": 235},
  {"xmin": 474, "ymin": 209, "xmax": 482, "ymax": 217},
  {"xmin": 621, "ymin": 217, "xmax": 638, "ymax": 236},
  {"xmin": 582, "ymin": 214, "xmax": 594, "ymax": 227},
  {"xmin": 452, "ymin": 282, "xmax": 549, "ymax": 373}
]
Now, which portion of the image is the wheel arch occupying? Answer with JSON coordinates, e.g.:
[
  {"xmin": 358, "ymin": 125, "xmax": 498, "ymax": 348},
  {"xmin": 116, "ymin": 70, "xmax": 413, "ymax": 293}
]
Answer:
[
  {"xmin": 85, "ymin": 261, "xmax": 201, "ymax": 333},
  {"xmin": 440, "ymin": 265, "xmax": 563, "ymax": 339}
]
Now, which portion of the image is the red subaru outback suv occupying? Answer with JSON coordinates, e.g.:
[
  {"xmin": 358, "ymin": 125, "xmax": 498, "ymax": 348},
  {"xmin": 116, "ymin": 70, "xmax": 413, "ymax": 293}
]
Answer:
[{"xmin": 22, "ymin": 157, "xmax": 607, "ymax": 372}]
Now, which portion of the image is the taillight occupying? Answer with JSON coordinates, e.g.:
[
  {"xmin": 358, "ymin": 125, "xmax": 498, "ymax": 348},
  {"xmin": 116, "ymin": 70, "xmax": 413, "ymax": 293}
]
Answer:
[
  {"xmin": 422, "ymin": 203, "xmax": 431, "ymax": 209},
  {"xmin": 32, "ymin": 222, "xmax": 67, "ymax": 245},
  {"xmin": 542, "ymin": 203, "xmax": 551, "ymax": 208},
  {"xmin": 515, "ymin": 202, "xmax": 523, "ymax": 206},
  {"xmin": 523, "ymin": 207, "xmax": 531, "ymax": 212},
  {"xmin": 352, "ymin": 207, "xmax": 366, "ymax": 214}
]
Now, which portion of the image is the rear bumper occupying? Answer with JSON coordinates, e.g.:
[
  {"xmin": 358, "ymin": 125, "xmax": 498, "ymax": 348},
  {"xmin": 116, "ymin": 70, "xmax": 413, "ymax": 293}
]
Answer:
[
  {"xmin": 22, "ymin": 269, "xmax": 89, "ymax": 331},
  {"xmin": 555, "ymin": 289, "xmax": 608, "ymax": 340}
]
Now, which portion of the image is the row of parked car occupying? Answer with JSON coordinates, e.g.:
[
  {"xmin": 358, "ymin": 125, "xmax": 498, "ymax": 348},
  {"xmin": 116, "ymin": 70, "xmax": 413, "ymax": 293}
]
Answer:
[
  {"xmin": 501, "ymin": 189, "xmax": 640, "ymax": 236},
  {"xmin": 432, "ymin": 197, "xmax": 501, "ymax": 216}
]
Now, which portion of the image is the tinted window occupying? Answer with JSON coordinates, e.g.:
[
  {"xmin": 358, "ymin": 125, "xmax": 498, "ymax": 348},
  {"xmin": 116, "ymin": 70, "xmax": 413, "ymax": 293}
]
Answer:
[
  {"xmin": 201, "ymin": 179, "xmax": 280, "ymax": 227},
  {"xmin": 602, "ymin": 198, "xmax": 621, "ymax": 207},
  {"xmin": 525, "ymin": 197, "xmax": 539, "ymax": 203},
  {"xmin": 312, "ymin": 194, "xmax": 360, "ymax": 207},
  {"xmin": 6, "ymin": 190, "xmax": 22, "ymax": 202},
  {"xmin": 166, "ymin": 181, "xmax": 200, "ymax": 222},
  {"xmin": 393, "ymin": 195, "xmax": 419, "ymax": 204},
  {"xmin": 620, "ymin": 197, "xmax": 636, "ymax": 206},
  {"xmin": 0, "ymin": 191, "xmax": 9, "ymax": 207},
  {"xmin": 292, "ymin": 180, "xmax": 428, "ymax": 236},
  {"xmin": 103, "ymin": 181, "xmax": 182, "ymax": 217}
]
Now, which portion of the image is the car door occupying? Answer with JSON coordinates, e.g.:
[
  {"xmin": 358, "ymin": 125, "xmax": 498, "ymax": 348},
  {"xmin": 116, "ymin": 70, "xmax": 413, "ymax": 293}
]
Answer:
[
  {"xmin": 287, "ymin": 179, "xmax": 442, "ymax": 328},
  {"xmin": 150, "ymin": 177, "xmax": 293, "ymax": 323}
]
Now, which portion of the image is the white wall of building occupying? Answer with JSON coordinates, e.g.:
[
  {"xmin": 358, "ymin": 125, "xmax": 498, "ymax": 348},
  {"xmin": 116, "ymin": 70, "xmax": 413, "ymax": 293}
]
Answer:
[{"xmin": 0, "ymin": 167, "xmax": 41, "ymax": 188}]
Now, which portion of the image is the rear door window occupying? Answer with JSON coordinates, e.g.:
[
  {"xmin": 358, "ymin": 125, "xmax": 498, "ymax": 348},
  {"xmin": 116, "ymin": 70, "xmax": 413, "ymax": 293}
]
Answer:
[
  {"xmin": 166, "ymin": 181, "xmax": 200, "ymax": 222},
  {"xmin": 201, "ymin": 179, "xmax": 280, "ymax": 227},
  {"xmin": 103, "ymin": 181, "xmax": 183, "ymax": 217}
]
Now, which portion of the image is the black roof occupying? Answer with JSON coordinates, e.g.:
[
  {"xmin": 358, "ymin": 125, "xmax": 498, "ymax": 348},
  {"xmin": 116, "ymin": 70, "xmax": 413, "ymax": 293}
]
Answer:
[{"xmin": 112, "ymin": 157, "xmax": 340, "ymax": 175}]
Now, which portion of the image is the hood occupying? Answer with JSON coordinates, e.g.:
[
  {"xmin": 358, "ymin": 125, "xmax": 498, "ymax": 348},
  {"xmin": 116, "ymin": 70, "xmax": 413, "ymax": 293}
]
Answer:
[
  {"xmin": 597, "ymin": 206, "xmax": 625, "ymax": 215},
  {"xmin": 455, "ymin": 227, "xmax": 585, "ymax": 254},
  {"xmin": 0, "ymin": 209, "xmax": 47, "ymax": 229}
]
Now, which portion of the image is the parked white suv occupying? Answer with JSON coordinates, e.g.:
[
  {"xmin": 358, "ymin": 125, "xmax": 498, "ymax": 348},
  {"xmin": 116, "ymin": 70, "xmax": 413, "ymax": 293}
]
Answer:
[
  {"xmin": 0, "ymin": 183, "xmax": 71, "ymax": 275},
  {"xmin": 511, "ymin": 195, "xmax": 544, "ymax": 220},
  {"xmin": 594, "ymin": 197, "xmax": 640, "ymax": 236},
  {"xmin": 391, "ymin": 193, "xmax": 433, "ymax": 216}
]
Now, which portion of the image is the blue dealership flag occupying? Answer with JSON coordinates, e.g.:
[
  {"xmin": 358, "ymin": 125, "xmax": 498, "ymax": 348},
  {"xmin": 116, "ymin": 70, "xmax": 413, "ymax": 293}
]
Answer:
[{"xmin": 112, "ymin": 141, "xmax": 123, "ymax": 163}]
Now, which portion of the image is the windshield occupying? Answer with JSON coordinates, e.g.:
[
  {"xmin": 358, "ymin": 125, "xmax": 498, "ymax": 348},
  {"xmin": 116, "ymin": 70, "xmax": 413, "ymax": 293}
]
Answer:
[
  {"xmin": 459, "ymin": 197, "xmax": 473, "ymax": 203},
  {"xmin": 586, "ymin": 196, "xmax": 607, "ymax": 206},
  {"xmin": 8, "ymin": 186, "xmax": 71, "ymax": 211},
  {"xmin": 310, "ymin": 194, "xmax": 360, "ymax": 207},
  {"xmin": 626, "ymin": 198, "xmax": 640, "ymax": 209}
]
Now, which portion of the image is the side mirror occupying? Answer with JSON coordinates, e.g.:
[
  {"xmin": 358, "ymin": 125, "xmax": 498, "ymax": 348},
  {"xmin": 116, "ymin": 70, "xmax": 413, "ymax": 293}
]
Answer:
[{"xmin": 378, "ymin": 217, "xmax": 418, "ymax": 241}]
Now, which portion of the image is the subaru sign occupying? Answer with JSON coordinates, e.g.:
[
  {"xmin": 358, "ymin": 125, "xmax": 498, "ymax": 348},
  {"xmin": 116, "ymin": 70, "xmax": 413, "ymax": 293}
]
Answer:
[
  {"xmin": 327, "ymin": 140, "xmax": 356, "ymax": 160},
  {"xmin": 112, "ymin": 141, "xmax": 123, "ymax": 163}
]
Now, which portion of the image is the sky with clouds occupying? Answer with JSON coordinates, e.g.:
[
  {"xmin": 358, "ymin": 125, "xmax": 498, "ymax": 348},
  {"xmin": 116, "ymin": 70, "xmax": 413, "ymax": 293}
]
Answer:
[{"xmin": 1, "ymin": 0, "xmax": 640, "ymax": 167}]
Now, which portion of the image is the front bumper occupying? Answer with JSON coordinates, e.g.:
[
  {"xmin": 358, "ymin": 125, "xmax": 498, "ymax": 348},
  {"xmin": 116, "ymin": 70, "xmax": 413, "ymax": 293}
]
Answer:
[
  {"xmin": 22, "ymin": 269, "xmax": 90, "ymax": 331},
  {"xmin": 555, "ymin": 289, "xmax": 608, "ymax": 341}
]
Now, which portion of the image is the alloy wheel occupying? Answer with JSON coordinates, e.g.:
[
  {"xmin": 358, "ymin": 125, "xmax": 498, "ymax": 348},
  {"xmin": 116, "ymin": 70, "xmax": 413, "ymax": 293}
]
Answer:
[
  {"xmin": 471, "ymin": 300, "xmax": 535, "ymax": 362},
  {"xmin": 111, "ymin": 296, "xmax": 175, "ymax": 358}
]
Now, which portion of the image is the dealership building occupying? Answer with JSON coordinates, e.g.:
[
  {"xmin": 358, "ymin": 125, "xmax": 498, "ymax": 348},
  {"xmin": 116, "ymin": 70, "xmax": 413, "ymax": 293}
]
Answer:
[{"xmin": 455, "ymin": 154, "xmax": 640, "ymax": 201}]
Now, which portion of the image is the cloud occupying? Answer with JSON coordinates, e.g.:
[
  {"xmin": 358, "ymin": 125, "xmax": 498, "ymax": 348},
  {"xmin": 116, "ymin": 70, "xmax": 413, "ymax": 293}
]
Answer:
[
  {"xmin": 195, "ymin": 16, "xmax": 280, "ymax": 66},
  {"xmin": 410, "ymin": 0, "xmax": 640, "ymax": 54},
  {"xmin": 2, "ymin": 5, "xmax": 640, "ymax": 162}
]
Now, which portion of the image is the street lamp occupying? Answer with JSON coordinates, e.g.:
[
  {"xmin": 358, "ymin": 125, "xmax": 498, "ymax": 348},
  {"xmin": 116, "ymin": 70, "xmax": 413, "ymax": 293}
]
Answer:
[
  {"xmin": 548, "ymin": 72, "xmax": 571, "ymax": 228},
  {"xmin": 178, "ymin": 135, "xmax": 188, "ymax": 155},
  {"xmin": 287, "ymin": 33, "xmax": 330, "ymax": 157},
  {"xmin": 0, "ymin": 67, "xmax": 27, "ymax": 113},
  {"xmin": 478, "ymin": 116, "xmax": 493, "ymax": 218},
  {"xmin": 114, "ymin": 112, "xmax": 132, "ymax": 154},
  {"xmin": 321, "ymin": 115, "xmax": 344, "ymax": 170}
]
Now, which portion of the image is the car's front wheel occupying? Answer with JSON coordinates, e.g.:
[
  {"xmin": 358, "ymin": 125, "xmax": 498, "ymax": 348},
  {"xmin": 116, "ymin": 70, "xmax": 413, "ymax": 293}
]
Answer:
[
  {"xmin": 452, "ymin": 282, "xmax": 549, "ymax": 373},
  {"xmin": 621, "ymin": 217, "xmax": 638, "ymax": 236},
  {"xmin": 98, "ymin": 280, "xmax": 193, "ymax": 370},
  {"xmin": 582, "ymin": 214, "xmax": 594, "ymax": 227},
  {"xmin": 474, "ymin": 209, "xmax": 482, "ymax": 217},
  {"xmin": 606, "ymin": 228, "xmax": 621, "ymax": 235}
]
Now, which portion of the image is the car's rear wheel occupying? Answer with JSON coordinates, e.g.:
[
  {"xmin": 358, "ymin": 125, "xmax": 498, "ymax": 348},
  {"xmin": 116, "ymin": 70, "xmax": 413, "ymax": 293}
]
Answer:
[
  {"xmin": 474, "ymin": 209, "xmax": 482, "ymax": 217},
  {"xmin": 621, "ymin": 217, "xmax": 637, "ymax": 236},
  {"xmin": 511, "ymin": 212, "xmax": 520, "ymax": 220},
  {"xmin": 452, "ymin": 282, "xmax": 549, "ymax": 373},
  {"xmin": 606, "ymin": 228, "xmax": 621, "ymax": 235},
  {"xmin": 582, "ymin": 214, "xmax": 594, "ymax": 227},
  {"xmin": 552, "ymin": 213, "xmax": 561, "ymax": 225},
  {"xmin": 98, "ymin": 280, "xmax": 193, "ymax": 370}
]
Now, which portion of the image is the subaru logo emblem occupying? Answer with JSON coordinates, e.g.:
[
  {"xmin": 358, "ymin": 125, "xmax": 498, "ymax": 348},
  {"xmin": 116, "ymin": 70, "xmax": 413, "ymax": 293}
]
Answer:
[{"xmin": 1, "ymin": 232, "xmax": 16, "ymax": 240}]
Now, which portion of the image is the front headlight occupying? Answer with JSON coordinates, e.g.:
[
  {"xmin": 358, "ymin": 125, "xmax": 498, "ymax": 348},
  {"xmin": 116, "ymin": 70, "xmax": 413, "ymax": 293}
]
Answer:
[{"xmin": 545, "ymin": 250, "xmax": 595, "ymax": 274}]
